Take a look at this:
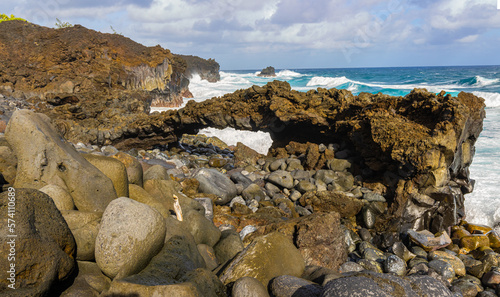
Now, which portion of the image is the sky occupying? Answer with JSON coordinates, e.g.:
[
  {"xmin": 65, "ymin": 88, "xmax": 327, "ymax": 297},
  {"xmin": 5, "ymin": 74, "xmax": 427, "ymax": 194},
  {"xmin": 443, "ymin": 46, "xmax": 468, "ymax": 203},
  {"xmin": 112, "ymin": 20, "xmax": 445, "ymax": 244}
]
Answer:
[{"xmin": 2, "ymin": 0, "xmax": 500, "ymax": 70}]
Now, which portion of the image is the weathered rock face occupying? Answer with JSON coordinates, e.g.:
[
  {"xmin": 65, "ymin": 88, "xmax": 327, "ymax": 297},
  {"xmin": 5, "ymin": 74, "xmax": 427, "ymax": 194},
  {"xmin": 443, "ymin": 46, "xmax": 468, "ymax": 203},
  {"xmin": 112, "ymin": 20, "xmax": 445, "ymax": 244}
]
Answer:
[
  {"xmin": 0, "ymin": 20, "xmax": 187, "ymax": 107},
  {"xmin": 176, "ymin": 54, "xmax": 221, "ymax": 83},
  {"xmin": 0, "ymin": 21, "xmax": 184, "ymax": 148},
  {"xmin": 173, "ymin": 81, "xmax": 485, "ymax": 233}
]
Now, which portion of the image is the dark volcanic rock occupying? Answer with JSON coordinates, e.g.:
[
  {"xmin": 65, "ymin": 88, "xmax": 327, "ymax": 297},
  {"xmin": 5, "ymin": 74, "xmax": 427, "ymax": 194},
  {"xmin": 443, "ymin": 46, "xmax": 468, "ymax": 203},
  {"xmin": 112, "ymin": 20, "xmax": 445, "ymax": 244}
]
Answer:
[
  {"xmin": 172, "ymin": 81, "xmax": 485, "ymax": 233},
  {"xmin": 0, "ymin": 189, "xmax": 76, "ymax": 296},
  {"xmin": 258, "ymin": 66, "xmax": 276, "ymax": 77},
  {"xmin": 176, "ymin": 54, "xmax": 221, "ymax": 83}
]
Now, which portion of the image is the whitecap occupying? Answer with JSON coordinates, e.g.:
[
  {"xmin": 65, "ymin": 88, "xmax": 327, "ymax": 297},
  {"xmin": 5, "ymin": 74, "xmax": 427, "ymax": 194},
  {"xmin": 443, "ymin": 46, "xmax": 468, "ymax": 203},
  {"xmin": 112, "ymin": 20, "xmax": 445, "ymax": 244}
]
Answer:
[{"xmin": 472, "ymin": 91, "xmax": 500, "ymax": 108}]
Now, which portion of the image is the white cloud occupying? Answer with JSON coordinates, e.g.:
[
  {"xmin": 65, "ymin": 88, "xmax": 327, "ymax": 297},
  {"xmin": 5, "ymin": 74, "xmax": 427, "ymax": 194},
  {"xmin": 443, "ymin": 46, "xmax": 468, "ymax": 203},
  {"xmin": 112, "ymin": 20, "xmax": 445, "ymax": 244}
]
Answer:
[{"xmin": 457, "ymin": 34, "xmax": 479, "ymax": 43}]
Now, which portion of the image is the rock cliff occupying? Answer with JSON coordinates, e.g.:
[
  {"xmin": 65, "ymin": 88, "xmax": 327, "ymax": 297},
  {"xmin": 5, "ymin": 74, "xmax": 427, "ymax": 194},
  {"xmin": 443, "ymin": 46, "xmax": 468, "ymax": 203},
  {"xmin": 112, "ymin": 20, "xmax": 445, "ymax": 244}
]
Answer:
[
  {"xmin": 176, "ymin": 54, "xmax": 221, "ymax": 83},
  {"xmin": 0, "ymin": 20, "xmax": 189, "ymax": 109}
]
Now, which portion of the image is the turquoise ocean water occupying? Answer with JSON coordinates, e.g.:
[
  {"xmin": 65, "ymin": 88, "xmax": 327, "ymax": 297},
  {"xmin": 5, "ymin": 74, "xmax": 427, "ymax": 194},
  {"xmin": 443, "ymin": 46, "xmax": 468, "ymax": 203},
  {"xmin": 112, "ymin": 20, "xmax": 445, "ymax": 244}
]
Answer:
[{"xmin": 155, "ymin": 65, "xmax": 500, "ymax": 228}]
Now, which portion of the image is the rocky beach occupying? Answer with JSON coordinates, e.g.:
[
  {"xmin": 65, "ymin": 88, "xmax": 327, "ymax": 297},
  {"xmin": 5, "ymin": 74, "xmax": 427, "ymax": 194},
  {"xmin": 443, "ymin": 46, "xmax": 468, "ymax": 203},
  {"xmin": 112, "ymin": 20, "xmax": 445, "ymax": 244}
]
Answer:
[{"xmin": 1, "ymin": 20, "xmax": 499, "ymax": 297}]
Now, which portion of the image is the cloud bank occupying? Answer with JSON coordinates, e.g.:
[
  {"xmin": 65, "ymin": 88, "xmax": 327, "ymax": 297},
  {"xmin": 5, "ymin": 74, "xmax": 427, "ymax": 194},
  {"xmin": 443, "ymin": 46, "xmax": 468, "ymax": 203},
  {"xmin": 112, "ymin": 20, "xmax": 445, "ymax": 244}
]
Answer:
[{"xmin": 2, "ymin": 0, "xmax": 499, "ymax": 68}]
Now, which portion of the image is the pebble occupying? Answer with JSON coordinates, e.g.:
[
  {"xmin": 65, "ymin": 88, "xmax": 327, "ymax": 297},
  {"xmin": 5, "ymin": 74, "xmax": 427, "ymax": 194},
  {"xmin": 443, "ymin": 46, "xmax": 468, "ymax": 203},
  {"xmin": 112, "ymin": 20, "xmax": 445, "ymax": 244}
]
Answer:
[{"xmin": 384, "ymin": 255, "xmax": 406, "ymax": 276}]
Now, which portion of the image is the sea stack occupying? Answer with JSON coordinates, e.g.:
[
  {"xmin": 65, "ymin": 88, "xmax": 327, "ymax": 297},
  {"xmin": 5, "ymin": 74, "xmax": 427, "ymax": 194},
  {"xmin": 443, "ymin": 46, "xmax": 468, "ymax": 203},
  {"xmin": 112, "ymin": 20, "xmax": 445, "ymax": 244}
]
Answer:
[{"xmin": 258, "ymin": 66, "xmax": 277, "ymax": 77}]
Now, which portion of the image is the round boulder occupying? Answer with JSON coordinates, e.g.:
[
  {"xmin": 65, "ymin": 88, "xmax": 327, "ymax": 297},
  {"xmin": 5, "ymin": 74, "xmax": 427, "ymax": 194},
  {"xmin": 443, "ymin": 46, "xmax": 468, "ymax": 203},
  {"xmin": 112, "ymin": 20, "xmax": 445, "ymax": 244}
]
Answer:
[
  {"xmin": 40, "ymin": 184, "xmax": 75, "ymax": 211},
  {"xmin": 95, "ymin": 197, "xmax": 166, "ymax": 279}
]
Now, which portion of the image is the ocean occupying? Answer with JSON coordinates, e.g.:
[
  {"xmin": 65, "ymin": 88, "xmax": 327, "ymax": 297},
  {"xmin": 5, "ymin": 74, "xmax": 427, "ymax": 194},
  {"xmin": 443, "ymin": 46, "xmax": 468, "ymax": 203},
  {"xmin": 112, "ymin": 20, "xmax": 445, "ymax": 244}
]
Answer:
[{"xmin": 152, "ymin": 65, "xmax": 500, "ymax": 228}]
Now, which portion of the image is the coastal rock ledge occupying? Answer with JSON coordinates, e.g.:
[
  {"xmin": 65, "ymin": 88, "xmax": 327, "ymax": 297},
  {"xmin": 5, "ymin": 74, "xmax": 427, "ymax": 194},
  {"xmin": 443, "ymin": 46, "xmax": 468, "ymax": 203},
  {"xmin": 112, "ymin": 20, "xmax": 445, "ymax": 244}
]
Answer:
[{"xmin": 172, "ymin": 81, "xmax": 485, "ymax": 233}]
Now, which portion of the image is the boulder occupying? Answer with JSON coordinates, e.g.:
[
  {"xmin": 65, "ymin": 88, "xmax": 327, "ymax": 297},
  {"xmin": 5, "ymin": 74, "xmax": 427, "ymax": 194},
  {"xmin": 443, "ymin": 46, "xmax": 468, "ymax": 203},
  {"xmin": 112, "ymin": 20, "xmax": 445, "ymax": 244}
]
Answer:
[
  {"xmin": 0, "ymin": 141, "xmax": 17, "ymax": 185},
  {"xmin": 269, "ymin": 275, "xmax": 322, "ymax": 297},
  {"xmin": 128, "ymin": 183, "xmax": 170, "ymax": 217},
  {"xmin": 83, "ymin": 154, "xmax": 129, "ymax": 198},
  {"xmin": 61, "ymin": 210, "xmax": 102, "ymax": 261},
  {"xmin": 219, "ymin": 232, "xmax": 305, "ymax": 287},
  {"xmin": 95, "ymin": 197, "xmax": 166, "ymax": 279},
  {"xmin": 232, "ymin": 277, "xmax": 270, "ymax": 297},
  {"xmin": 184, "ymin": 207, "xmax": 221, "ymax": 247},
  {"xmin": 0, "ymin": 189, "xmax": 76, "ymax": 296},
  {"xmin": 193, "ymin": 168, "xmax": 237, "ymax": 205},
  {"xmin": 244, "ymin": 212, "xmax": 346, "ymax": 271},
  {"xmin": 266, "ymin": 170, "xmax": 294, "ymax": 189},
  {"xmin": 5, "ymin": 110, "xmax": 117, "ymax": 212},
  {"xmin": 321, "ymin": 271, "xmax": 453, "ymax": 297},
  {"xmin": 213, "ymin": 229, "xmax": 244, "ymax": 264},
  {"xmin": 143, "ymin": 164, "xmax": 170, "ymax": 181},
  {"xmin": 112, "ymin": 152, "xmax": 143, "ymax": 187},
  {"xmin": 40, "ymin": 184, "xmax": 75, "ymax": 211},
  {"xmin": 102, "ymin": 235, "xmax": 226, "ymax": 297}
]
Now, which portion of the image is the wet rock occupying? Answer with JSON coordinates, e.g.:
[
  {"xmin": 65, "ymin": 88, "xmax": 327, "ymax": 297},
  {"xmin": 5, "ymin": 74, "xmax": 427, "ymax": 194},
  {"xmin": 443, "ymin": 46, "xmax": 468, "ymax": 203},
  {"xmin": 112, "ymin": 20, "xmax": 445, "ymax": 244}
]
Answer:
[
  {"xmin": 408, "ymin": 229, "xmax": 452, "ymax": 251},
  {"xmin": 95, "ymin": 197, "xmax": 166, "ymax": 279},
  {"xmin": 232, "ymin": 276, "xmax": 270, "ymax": 297},
  {"xmin": 219, "ymin": 232, "xmax": 305, "ymax": 287},
  {"xmin": 451, "ymin": 278, "xmax": 482, "ymax": 297},
  {"xmin": 460, "ymin": 235, "xmax": 490, "ymax": 251},
  {"xmin": 482, "ymin": 270, "xmax": 500, "ymax": 288},
  {"xmin": 384, "ymin": 255, "xmax": 407, "ymax": 276},
  {"xmin": 6, "ymin": 110, "xmax": 117, "ymax": 212},
  {"xmin": 269, "ymin": 275, "xmax": 322, "ymax": 297},
  {"xmin": 357, "ymin": 259, "xmax": 383, "ymax": 273},
  {"xmin": 428, "ymin": 250, "xmax": 466, "ymax": 277},
  {"xmin": 0, "ymin": 189, "xmax": 76, "ymax": 296},
  {"xmin": 194, "ymin": 168, "xmax": 237, "ymax": 205},
  {"xmin": 428, "ymin": 259, "xmax": 455, "ymax": 282}
]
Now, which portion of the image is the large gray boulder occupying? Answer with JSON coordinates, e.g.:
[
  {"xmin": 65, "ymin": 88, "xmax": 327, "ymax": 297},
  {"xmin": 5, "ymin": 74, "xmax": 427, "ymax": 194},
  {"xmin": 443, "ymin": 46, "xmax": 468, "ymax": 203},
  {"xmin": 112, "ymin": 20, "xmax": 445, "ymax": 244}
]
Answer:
[
  {"xmin": 0, "ymin": 189, "xmax": 76, "ymax": 296},
  {"xmin": 95, "ymin": 197, "xmax": 166, "ymax": 279},
  {"xmin": 193, "ymin": 168, "xmax": 237, "ymax": 205},
  {"xmin": 5, "ymin": 110, "xmax": 117, "ymax": 212}
]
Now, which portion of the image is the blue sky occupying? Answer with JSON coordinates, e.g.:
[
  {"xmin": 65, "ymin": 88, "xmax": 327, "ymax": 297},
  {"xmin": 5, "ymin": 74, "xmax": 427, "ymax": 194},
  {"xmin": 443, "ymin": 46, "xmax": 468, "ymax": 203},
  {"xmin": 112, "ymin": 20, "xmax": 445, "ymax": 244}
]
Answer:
[{"xmin": 2, "ymin": 0, "xmax": 500, "ymax": 70}]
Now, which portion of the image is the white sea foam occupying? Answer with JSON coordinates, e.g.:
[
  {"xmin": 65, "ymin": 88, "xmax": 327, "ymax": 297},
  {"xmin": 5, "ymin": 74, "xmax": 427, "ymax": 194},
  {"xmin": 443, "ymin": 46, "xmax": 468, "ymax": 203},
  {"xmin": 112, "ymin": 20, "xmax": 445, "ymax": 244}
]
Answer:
[
  {"xmin": 198, "ymin": 127, "xmax": 272, "ymax": 155},
  {"xmin": 471, "ymin": 76, "xmax": 500, "ymax": 87},
  {"xmin": 276, "ymin": 70, "xmax": 303, "ymax": 78},
  {"xmin": 306, "ymin": 76, "xmax": 352, "ymax": 88},
  {"xmin": 465, "ymin": 107, "xmax": 500, "ymax": 230}
]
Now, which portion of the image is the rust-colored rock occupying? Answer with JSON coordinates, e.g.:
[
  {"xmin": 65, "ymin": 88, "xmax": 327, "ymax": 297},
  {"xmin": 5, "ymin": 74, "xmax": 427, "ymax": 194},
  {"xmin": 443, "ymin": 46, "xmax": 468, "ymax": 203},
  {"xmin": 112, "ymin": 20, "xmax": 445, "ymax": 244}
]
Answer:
[
  {"xmin": 299, "ymin": 190, "xmax": 364, "ymax": 218},
  {"xmin": 243, "ymin": 212, "xmax": 346, "ymax": 271}
]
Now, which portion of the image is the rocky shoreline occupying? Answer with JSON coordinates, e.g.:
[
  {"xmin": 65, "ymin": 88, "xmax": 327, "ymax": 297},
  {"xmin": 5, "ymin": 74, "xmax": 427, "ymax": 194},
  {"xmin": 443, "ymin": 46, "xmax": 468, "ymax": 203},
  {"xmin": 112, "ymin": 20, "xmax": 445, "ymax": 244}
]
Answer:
[
  {"xmin": 0, "ymin": 18, "xmax": 497, "ymax": 297},
  {"xmin": 0, "ymin": 104, "xmax": 498, "ymax": 296}
]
